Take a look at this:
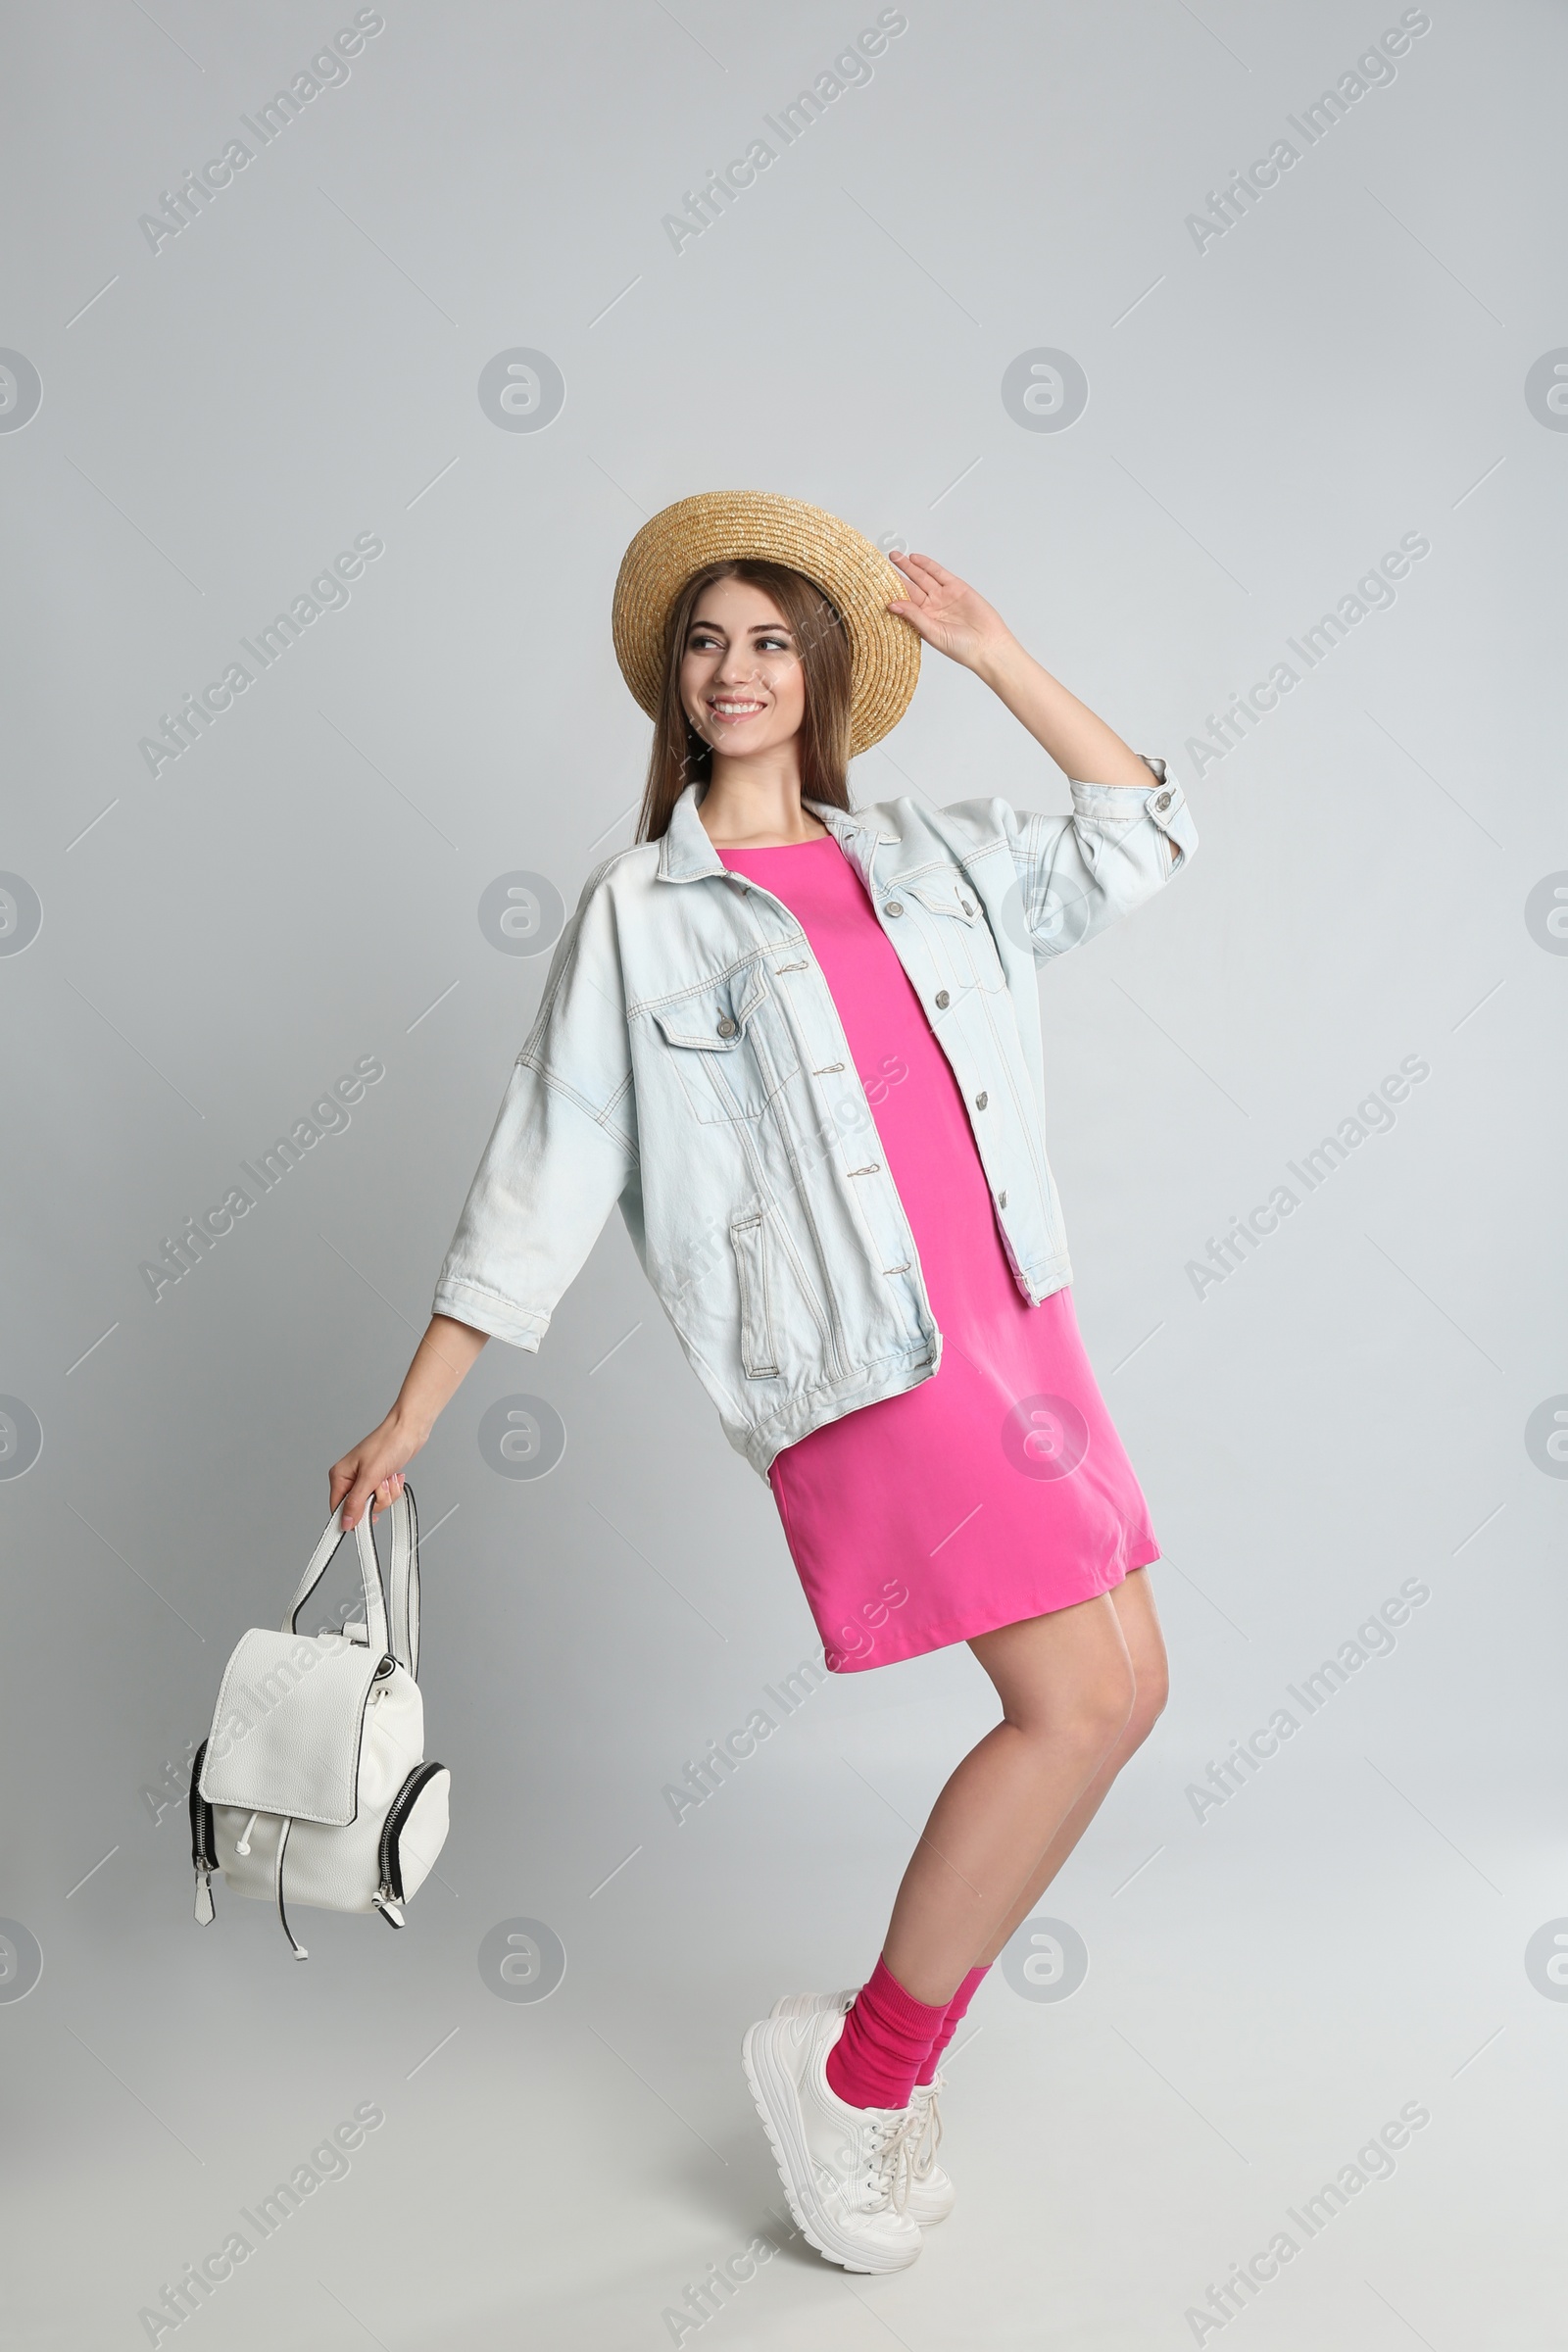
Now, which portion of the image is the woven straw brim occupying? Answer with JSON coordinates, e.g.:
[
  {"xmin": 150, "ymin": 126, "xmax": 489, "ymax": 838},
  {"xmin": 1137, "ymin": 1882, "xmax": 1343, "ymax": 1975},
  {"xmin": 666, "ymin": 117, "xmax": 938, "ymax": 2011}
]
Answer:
[{"xmin": 612, "ymin": 490, "xmax": 920, "ymax": 759}]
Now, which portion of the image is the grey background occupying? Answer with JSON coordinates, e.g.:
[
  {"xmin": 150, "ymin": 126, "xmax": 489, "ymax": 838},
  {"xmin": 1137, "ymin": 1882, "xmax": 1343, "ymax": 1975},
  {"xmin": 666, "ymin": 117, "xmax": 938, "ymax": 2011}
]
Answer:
[{"xmin": 3, "ymin": 1, "xmax": 1564, "ymax": 2344}]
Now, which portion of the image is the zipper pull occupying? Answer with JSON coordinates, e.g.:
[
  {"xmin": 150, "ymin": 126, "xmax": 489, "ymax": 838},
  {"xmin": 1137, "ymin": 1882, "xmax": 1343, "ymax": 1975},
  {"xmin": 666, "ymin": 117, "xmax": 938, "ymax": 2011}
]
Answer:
[
  {"xmin": 193, "ymin": 1870, "xmax": 215, "ymax": 1925},
  {"xmin": 235, "ymin": 1809, "xmax": 261, "ymax": 1856},
  {"xmin": 371, "ymin": 1886, "xmax": 406, "ymax": 1929}
]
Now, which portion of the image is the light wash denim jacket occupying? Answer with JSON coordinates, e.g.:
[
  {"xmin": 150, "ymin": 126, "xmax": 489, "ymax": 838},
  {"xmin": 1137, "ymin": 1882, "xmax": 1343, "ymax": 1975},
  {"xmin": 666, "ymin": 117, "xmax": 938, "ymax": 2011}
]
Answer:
[{"xmin": 433, "ymin": 763, "xmax": 1197, "ymax": 1477}]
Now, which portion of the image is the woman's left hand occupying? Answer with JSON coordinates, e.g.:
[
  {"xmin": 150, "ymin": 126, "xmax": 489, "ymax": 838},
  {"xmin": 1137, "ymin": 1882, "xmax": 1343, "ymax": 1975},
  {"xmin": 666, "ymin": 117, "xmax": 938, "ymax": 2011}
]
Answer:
[{"xmin": 886, "ymin": 551, "xmax": 1014, "ymax": 674}]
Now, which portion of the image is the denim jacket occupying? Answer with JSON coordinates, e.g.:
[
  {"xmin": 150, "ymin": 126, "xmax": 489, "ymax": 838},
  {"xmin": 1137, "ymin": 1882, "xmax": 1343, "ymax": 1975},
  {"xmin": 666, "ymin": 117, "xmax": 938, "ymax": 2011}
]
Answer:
[{"xmin": 433, "ymin": 763, "xmax": 1197, "ymax": 1477}]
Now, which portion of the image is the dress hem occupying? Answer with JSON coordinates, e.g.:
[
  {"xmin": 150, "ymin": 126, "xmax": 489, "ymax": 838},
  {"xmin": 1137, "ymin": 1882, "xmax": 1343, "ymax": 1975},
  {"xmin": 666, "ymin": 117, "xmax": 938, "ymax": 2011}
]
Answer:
[{"xmin": 821, "ymin": 1540, "xmax": 1162, "ymax": 1674}]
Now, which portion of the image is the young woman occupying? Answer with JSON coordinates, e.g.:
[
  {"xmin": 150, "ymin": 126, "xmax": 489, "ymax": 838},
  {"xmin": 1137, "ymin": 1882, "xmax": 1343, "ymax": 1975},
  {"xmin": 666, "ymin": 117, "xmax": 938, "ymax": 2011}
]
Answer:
[{"xmin": 329, "ymin": 492, "xmax": 1197, "ymax": 2276}]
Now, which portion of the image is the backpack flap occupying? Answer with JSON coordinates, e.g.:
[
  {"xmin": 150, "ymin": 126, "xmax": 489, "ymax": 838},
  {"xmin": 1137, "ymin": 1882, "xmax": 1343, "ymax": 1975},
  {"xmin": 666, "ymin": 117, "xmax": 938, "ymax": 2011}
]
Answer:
[{"xmin": 199, "ymin": 1629, "xmax": 383, "ymax": 1825}]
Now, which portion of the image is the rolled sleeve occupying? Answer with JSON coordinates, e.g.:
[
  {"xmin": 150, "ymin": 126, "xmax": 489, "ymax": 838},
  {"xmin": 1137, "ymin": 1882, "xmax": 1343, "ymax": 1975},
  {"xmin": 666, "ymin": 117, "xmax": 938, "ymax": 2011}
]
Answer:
[
  {"xmin": 972, "ymin": 754, "xmax": 1197, "ymax": 962},
  {"xmin": 1067, "ymin": 757, "xmax": 1197, "ymax": 880}
]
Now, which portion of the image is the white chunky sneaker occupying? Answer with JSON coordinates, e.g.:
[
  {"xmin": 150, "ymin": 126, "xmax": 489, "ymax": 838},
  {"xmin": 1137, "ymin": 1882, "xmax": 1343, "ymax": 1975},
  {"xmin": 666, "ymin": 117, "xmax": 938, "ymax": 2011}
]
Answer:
[
  {"xmin": 768, "ymin": 1988, "xmax": 957, "ymax": 2226},
  {"xmin": 742, "ymin": 2005, "xmax": 924, "ymax": 2272}
]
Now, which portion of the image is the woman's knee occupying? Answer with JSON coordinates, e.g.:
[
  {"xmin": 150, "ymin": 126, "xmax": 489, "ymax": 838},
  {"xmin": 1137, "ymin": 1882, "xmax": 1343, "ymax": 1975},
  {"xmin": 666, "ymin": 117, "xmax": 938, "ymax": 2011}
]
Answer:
[
  {"xmin": 977, "ymin": 1601, "xmax": 1138, "ymax": 1754},
  {"xmin": 1123, "ymin": 1648, "xmax": 1170, "ymax": 1752},
  {"xmin": 1055, "ymin": 1650, "xmax": 1138, "ymax": 1757}
]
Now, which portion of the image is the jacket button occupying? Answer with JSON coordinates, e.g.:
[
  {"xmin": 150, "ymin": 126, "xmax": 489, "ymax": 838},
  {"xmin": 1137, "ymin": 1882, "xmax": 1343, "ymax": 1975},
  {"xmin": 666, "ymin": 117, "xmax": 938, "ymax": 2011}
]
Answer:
[
  {"xmin": 999, "ymin": 1190, "xmax": 1007, "ymax": 1207},
  {"xmin": 960, "ymin": 898, "xmax": 974, "ymax": 914},
  {"xmin": 934, "ymin": 989, "xmax": 950, "ymax": 1009},
  {"xmin": 716, "ymin": 1015, "xmax": 737, "ymax": 1037},
  {"xmin": 1152, "ymin": 790, "xmax": 1171, "ymax": 810},
  {"xmin": 884, "ymin": 900, "xmax": 904, "ymax": 917},
  {"xmin": 975, "ymin": 1091, "xmax": 988, "ymax": 1109}
]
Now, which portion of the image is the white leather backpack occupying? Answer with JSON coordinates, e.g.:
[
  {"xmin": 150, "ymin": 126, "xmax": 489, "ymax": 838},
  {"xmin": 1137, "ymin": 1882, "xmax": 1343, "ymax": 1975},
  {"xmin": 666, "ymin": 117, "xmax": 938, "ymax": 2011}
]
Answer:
[{"xmin": 188, "ymin": 1486, "xmax": 450, "ymax": 1960}]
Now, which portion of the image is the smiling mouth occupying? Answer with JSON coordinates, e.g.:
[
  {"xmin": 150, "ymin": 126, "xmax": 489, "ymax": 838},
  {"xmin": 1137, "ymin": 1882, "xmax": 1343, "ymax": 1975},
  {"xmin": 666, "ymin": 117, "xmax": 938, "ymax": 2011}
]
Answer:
[{"xmin": 707, "ymin": 697, "xmax": 767, "ymax": 721}]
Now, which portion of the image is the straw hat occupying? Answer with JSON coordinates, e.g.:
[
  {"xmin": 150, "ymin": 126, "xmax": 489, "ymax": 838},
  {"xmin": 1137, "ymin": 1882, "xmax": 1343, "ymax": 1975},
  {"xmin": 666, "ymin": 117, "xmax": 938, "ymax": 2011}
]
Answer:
[{"xmin": 612, "ymin": 490, "xmax": 920, "ymax": 757}]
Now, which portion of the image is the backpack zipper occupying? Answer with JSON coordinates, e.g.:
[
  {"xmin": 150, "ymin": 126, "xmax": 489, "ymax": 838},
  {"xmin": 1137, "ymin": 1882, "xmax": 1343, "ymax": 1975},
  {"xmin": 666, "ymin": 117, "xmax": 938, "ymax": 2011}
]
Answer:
[
  {"xmin": 373, "ymin": 1760, "xmax": 445, "ymax": 1922},
  {"xmin": 188, "ymin": 1738, "xmax": 219, "ymax": 1923}
]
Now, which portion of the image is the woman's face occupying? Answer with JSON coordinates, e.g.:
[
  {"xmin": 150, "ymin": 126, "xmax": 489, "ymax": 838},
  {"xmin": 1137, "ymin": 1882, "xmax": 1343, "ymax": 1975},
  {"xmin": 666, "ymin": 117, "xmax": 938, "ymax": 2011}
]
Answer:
[{"xmin": 679, "ymin": 577, "xmax": 807, "ymax": 761}]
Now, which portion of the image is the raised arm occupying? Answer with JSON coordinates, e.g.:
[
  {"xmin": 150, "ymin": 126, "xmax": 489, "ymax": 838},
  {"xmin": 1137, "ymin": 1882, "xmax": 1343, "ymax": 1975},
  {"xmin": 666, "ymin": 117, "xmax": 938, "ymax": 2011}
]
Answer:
[
  {"xmin": 891, "ymin": 550, "xmax": 1195, "ymax": 951},
  {"xmin": 972, "ymin": 639, "xmax": 1155, "ymax": 790},
  {"xmin": 887, "ymin": 551, "xmax": 1155, "ymax": 790},
  {"xmin": 888, "ymin": 548, "xmax": 1184, "ymax": 884}
]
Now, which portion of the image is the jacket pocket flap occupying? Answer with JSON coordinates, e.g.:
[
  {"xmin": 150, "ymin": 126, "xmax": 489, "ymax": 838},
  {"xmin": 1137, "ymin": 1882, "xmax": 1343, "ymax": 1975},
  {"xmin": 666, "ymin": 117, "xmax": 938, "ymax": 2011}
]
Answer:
[
  {"xmin": 904, "ymin": 875, "xmax": 980, "ymax": 922},
  {"xmin": 651, "ymin": 968, "xmax": 767, "ymax": 1052},
  {"xmin": 199, "ymin": 1629, "xmax": 381, "ymax": 1825}
]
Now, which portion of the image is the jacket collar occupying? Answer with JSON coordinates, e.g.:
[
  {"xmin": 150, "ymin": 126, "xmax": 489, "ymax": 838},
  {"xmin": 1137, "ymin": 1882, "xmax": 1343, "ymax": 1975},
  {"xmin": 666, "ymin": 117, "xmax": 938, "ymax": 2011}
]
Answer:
[{"xmin": 657, "ymin": 780, "xmax": 892, "ymax": 889}]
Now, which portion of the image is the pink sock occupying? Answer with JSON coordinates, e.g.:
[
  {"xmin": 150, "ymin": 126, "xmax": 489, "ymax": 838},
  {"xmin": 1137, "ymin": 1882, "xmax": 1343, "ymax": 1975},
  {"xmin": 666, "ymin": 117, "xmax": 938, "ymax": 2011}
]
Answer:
[
  {"xmin": 915, "ymin": 1963, "xmax": 990, "ymax": 2085},
  {"xmin": 824, "ymin": 1954, "xmax": 950, "ymax": 2111}
]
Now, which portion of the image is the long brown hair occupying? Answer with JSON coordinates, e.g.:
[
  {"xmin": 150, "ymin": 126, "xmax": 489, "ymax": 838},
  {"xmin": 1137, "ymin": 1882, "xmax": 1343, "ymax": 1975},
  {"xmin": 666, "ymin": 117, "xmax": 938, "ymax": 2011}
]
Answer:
[{"xmin": 634, "ymin": 560, "xmax": 854, "ymax": 844}]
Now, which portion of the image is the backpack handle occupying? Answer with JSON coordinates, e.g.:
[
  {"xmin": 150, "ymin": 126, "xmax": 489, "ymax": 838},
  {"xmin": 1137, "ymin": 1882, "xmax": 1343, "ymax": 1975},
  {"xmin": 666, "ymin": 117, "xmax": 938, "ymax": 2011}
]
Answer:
[
  {"xmin": 386, "ymin": 1483, "xmax": 420, "ymax": 1680},
  {"xmin": 283, "ymin": 1487, "xmax": 421, "ymax": 1672},
  {"xmin": 283, "ymin": 1502, "xmax": 386, "ymax": 1657}
]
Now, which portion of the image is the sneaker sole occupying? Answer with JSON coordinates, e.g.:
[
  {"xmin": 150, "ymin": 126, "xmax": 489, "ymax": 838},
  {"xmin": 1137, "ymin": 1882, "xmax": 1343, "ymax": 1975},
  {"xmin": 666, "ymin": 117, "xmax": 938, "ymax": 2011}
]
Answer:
[{"xmin": 740, "ymin": 2021, "xmax": 921, "ymax": 2275}]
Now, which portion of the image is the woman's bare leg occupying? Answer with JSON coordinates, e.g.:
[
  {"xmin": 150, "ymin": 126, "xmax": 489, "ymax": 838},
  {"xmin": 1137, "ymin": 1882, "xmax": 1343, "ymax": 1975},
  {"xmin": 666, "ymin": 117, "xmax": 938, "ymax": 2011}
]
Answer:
[
  {"xmin": 973, "ymin": 1567, "xmax": 1168, "ymax": 1966},
  {"xmin": 879, "ymin": 1590, "xmax": 1138, "ymax": 2007}
]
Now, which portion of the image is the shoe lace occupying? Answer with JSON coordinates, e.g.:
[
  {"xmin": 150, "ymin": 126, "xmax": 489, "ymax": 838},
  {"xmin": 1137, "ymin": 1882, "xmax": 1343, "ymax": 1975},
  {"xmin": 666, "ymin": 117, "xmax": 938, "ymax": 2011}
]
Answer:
[
  {"xmin": 862, "ymin": 2105, "xmax": 924, "ymax": 2216},
  {"xmin": 911, "ymin": 2077, "xmax": 943, "ymax": 2181}
]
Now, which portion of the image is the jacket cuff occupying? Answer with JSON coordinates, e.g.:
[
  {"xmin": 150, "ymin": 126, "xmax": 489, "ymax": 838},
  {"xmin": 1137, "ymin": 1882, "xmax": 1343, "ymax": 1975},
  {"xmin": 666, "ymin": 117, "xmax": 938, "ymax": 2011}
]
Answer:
[
  {"xmin": 1068, "ymin": 759, "xmax": 1190, "ymax": 869},
  {"xmin": 432, "ymin": 1278, "xmax": 546, "ymax": 1352},
  {"xmin": 1067, "ymin": 758, "xmax": 1173, "ymax": 813}
]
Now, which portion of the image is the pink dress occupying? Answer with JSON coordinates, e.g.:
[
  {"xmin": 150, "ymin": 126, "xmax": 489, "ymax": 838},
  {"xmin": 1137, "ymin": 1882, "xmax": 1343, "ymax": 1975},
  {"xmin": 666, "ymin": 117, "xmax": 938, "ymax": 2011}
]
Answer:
[{"xmin": 717, "ymin": 835, "xmax": 1159, "ymax": 1675}]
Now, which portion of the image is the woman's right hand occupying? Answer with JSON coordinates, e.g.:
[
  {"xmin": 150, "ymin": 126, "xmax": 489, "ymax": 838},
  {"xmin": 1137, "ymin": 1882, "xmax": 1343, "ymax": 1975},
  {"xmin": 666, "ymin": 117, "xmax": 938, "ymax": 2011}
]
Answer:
[
  {"xmin": 328, "ymin": 1315, "xmax": 490, "ymax": 1531},
  {"xmin": 330, "ymin": 1414, "xmax": 426, "ymax": 1531}
]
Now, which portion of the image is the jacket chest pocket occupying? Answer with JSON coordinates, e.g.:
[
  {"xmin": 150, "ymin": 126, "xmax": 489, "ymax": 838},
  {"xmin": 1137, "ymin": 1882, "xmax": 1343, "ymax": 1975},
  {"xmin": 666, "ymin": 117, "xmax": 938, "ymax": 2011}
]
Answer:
[
  {"xmin": 903, "ymin": 874, "xmax": 1005, "ymax": 994},
  {"xmin": 650, "ymin": 967, "xmax": 800, "ymax": 1124}
]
